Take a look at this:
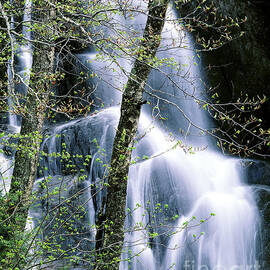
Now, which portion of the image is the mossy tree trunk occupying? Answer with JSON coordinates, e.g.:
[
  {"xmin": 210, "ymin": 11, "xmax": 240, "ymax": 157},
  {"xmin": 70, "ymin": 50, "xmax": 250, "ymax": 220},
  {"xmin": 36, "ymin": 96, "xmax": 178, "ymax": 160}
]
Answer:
[{"xmin": 95, "ymin": 0, "xmax": 170, "ymax": 269}]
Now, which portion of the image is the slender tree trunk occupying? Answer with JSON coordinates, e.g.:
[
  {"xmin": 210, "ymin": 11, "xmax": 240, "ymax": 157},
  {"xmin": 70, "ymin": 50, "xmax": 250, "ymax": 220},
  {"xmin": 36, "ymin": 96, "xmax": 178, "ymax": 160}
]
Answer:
[
  {"xmin": 95, "ymin": 0, "xmax": 170, "ymax": 269},
  {"xmin": 8, "ymin": 44, "xmax": 55, "ymax": 230},
  {"xmin": 0, "ymin": 15, "xmax": 7, "ymax": 112},
  {"xmin": 0, "ymin": 2, "xmax": 55, "ymax": 267}
]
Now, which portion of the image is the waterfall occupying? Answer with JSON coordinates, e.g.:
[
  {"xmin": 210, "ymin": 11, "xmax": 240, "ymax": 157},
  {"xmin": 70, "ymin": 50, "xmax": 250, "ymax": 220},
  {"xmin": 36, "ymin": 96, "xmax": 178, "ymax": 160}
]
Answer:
[
  {"xmin": 92, "ymin": 5, "xmax": 258, "ymax": 270},
  {"xmin": 7, "ymin": 0, "xmax": 32, "ymax": 128},
  {"xmin": 2, "ymin": 1, "xmax": 261, "ymax": 269},
  {"xmin": 119, "ymin": 115, "xmax": 259, "ymax": 269},
  {"xmin": 36, "ymin": 107, "xmax": 259, "ymax": 269},
  {"xmin": 0, "ymin": 0, "xmax": 32, "ymax": 195},
  {"xmin": 118, "ymin": 6, "xmax": 259, "ymax": 269}
]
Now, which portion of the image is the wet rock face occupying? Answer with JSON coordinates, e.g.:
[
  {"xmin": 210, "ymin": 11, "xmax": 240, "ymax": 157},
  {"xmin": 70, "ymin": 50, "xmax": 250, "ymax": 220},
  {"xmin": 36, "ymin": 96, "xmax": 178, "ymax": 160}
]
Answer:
[
  {"xmin": 240, "ymin": 160, "xmax": 270, "ymax": 186},
  {"xmin": 253, "ymin": 186, "xmax": 270, "ymax": 269},
  {"xmin": 39, "ymin": 109, "xmax": 118, "ymax": 216},
  {"xmin": 203, "ymin": 0, "xmax": 270, "ymax": 97},
  {"xmin": 203, "ymin": 0, "xmax": 270, "ymax": 156},
  {"xmin": 32, "ymin": 110, "xmax": 118, "ymax": 268},
  {"xmin": 0, "ymin": 115, "xmax": 9, "ymax": 125},
  {"xmin": 30, "ymin": 175, "xmax": 95, "ymax": 269},
  {"xmin": 39, "ymin": 122, "xmax": 91, "ymax": 178},
  {"xmin": 239, "ymin": 160, "xmax": 270, "ymax": 268}
]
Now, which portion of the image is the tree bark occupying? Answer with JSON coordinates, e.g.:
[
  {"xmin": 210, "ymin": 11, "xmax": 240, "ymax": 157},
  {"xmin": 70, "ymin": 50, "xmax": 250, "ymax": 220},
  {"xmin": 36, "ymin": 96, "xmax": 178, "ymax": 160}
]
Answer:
[
  {"xmin": 8, "ymin": 44, "xmax": 55, "ymax": 229},
  {"xmin": 95, "ymin": 0, "xmax": 170, "ymax": 269},
  {"xmin": 0, "ymin": 2, "xmax": 55, "ymax": 267}
]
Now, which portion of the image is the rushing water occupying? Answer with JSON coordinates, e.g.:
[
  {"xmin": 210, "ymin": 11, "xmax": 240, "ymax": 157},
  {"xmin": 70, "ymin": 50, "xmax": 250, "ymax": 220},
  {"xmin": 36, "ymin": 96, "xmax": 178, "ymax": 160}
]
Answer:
[
  {"xmin": 0, "ymin": 0, "xmax": 33, "ymax": 195},
  {"xmin": 84, "ymin": 4, "xmax": 259, "ymax": 269},
  {"xmin": 7, "ymin": 0, "xmax": 32, "ymax": 128},
  {"xmin": 37, "ymin": 107, "xmax": 259, "ymax": 269},
  {"xmin": 2, "ymin": 1, "xmax": 261, "ymax": 269}
]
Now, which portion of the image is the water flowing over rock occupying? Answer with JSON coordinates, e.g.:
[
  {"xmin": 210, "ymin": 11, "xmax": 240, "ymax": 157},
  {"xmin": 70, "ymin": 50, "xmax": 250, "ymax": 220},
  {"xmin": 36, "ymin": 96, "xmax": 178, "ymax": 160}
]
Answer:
[
  {"xmin": 238, "ymin": 160, "xmax": 270, "ymax": 268},
  {"xmin": 1, "ymin": 1, "xmax": 267, "ymax": 269}
]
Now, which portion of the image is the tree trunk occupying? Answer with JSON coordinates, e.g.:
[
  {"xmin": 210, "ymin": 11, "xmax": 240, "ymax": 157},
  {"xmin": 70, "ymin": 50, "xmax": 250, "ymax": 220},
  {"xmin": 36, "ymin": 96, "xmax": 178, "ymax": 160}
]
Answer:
[
  {"xmin": 95, "ymin": 0, "xmax": 170, "ymax": 269},
  {"xmin": 0, "ymin": 2, "xmax": 55, "ymax": 268},
  {"xmin": 8, "ymin": 44, "xmax": 55, "ymax": 229}
]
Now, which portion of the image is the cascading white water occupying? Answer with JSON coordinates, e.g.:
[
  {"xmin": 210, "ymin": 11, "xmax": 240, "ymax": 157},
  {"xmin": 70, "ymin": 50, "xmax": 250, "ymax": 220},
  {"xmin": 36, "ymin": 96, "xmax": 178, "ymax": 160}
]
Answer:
[
  {"xmin": 37, "ymin": 108, "xmax": 259, "ymax": 269},
  {"xmin": 2, "ymin": 1, "xmax": 260, "ymax": 269},
  {"xmin": 110, "ymin": 3, "xmax": 258, "ymax": 270},
  {"xmin": 35, "ymin": 2, "xmax": 260, "ymax": 269},
  {"xmin": 1, "ymin": 0, "xmax": 33, "ymax": 195},
  {"xmin": 8, "ymin": 0, "xmax": 32, "ymax": 128},
  {"xmin": 119, "ymin": 114, "xmax": 259, "ymax": 270}
]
